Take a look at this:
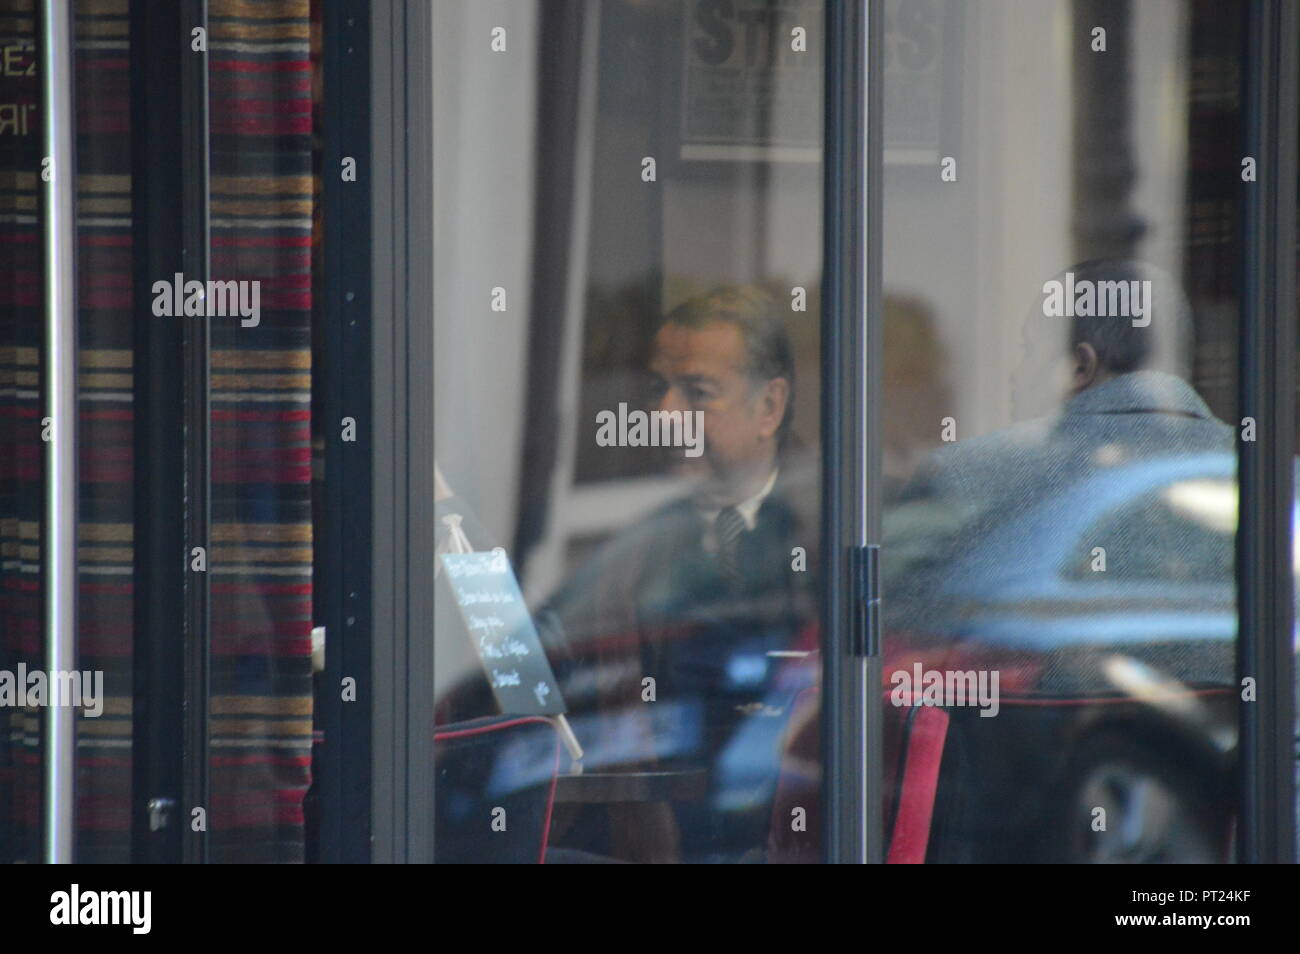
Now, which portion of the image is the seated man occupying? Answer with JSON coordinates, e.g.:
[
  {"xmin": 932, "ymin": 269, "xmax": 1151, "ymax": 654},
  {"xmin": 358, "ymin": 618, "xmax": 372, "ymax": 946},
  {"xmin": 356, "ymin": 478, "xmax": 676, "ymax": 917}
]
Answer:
[{"xmin": 540, "ymin": 285, "xmax": 820, "ymax": 863}]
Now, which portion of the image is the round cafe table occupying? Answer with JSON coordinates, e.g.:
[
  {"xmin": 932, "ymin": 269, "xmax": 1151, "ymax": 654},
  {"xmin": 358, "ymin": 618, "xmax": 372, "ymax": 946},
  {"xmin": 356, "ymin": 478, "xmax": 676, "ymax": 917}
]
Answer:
[{"xmin": 552, "ymin": 767, "xmax": 708, "ymax": 804}]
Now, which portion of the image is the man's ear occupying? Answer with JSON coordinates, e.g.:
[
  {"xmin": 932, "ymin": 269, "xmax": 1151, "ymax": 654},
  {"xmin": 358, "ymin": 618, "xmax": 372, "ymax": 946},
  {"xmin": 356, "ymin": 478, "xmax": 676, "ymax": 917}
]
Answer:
[
  {"xmin": 757, "ymin": 377, "xmax": 791, "ymax": 439},
  {"xmin": 1071, "ymin": 343, "xmax": 1099, "ymax": 393}
]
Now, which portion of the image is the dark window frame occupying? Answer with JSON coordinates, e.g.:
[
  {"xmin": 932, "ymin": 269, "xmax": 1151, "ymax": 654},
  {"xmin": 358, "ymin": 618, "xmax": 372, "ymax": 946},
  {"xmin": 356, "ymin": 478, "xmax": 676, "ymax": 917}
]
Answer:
[
  {"xmin": 1236, "ymin": 0, "xmax": 1297, "ymax": 865},
  {"xmin": 315, "ymin": 0, "xmax": 375, "ymax": 865},
  {"xmin": 368, "ymin": 0, "xmax": 435, "ymax": 864},
  {"xmin": 127, "ymin": 0, "xmax": 211, "ymax": 866}
]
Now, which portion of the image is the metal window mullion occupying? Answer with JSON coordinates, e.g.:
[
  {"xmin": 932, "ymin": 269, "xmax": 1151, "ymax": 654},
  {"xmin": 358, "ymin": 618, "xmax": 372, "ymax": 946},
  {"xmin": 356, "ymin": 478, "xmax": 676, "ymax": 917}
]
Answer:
[
  {"xmin": 862, "ymin": 0, "xmax": 885, "ymax": 866},
  {"xmin": 404, "ymin": 0, "xmax": 436, "ymax": 865},
  {"xmin": 822, "ymin": 0, "xmax": 881, "ymax": 864},
  {"xmin": 1237, "ymin": 0, "xmax": 1297, "ymax": 865},
  {"xmin": 39, "ymin": 0, "xmax": 79, "ymax": 866}
]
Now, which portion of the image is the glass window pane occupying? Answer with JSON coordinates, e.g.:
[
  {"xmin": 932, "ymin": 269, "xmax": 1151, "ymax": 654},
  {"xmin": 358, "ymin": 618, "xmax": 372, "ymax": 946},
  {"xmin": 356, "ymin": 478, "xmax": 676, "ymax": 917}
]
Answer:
[
  {"xmin": 881, "ymin": 0, "xmax": 1243, "ymax": 863},
  {"xmin": 432, "ymin": 0, "xmax": 826, "ymax": 863}
]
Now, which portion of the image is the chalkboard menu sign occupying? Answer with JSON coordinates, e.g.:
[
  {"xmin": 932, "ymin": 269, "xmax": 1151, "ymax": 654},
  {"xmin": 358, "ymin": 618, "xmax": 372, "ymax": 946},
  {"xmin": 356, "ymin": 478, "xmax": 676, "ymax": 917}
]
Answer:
[{"xmin": 439, "ymin": 548, "xmax": 566, "ymax": 716}]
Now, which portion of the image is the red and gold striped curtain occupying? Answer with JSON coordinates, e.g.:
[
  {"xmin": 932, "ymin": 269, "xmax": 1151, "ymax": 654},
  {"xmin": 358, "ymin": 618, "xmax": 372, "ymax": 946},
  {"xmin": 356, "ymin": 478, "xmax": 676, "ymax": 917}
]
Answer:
[
  {"xmin": 0, "ymin": 0, "xmax": 315, "ymax": 864},
  {"xmin": 206, "ymin": 0, "xmax": 315, "ymax": 864}
]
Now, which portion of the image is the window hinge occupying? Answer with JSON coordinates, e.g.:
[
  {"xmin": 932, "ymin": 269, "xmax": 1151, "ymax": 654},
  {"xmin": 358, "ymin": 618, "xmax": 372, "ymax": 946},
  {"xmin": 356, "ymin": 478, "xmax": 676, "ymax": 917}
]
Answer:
[{"xmin": 850, "ymin": 544, "xmax": 881, "ymax": 657}]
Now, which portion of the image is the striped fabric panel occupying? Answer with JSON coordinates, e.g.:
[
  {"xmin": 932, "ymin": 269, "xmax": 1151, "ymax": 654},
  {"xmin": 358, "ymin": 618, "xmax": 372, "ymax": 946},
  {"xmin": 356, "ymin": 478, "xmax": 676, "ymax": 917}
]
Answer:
[
  {"xmin": 207, "ymin": 0, "xmax": 314, "ymax": 864},
  {"xmin": 0, "ymin": 0, "xmax": 136, "ymax": 866},
  {"xmin": 0, "ymin": 0, "xmax": 43, "ymax": 865},
  {"xmin": 3, "ymin": 0, "xmax": 315, "ymax": 864},
  {"xmin": 72, "ymin": 0, "xmax": 134, "ymax": 864}
]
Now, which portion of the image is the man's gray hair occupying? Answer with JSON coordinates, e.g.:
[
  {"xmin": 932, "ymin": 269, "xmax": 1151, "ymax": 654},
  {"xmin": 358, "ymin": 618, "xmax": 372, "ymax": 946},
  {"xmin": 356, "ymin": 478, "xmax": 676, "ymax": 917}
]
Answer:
[{"xmin": 662, "ymin": 284, "xmax": 796, "ymax": 446}]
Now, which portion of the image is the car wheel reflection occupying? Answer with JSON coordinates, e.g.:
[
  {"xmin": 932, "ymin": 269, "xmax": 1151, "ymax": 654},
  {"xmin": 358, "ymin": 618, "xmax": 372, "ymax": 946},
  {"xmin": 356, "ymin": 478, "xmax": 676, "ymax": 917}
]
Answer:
[{"xmin": 1062, "ymin": 738, "xmax": 1222, "ymax": 864}]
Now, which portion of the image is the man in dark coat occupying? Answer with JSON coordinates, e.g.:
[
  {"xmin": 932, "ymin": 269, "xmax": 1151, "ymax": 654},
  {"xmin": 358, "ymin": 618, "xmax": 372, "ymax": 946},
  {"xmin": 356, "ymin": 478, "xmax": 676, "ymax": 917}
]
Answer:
[
  {"xmin": 879, "ymin": 259, "xmax": 1240, "ymax": 862},
  {"xmin": 885, "ymin": 259, "xmax": 1234, "ymax": 625}
]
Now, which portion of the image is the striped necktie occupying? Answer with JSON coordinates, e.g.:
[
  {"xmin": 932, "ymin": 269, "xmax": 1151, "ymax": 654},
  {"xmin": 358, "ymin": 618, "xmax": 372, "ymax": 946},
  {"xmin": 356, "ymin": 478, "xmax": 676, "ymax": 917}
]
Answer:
[{"xmin": 714, "ymin": 506, "xmax": 746, "ymax": 588}]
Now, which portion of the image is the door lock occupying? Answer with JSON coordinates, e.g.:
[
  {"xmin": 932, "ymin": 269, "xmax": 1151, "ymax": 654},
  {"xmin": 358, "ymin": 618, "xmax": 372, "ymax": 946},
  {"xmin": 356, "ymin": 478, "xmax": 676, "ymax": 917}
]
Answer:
[{"xmin": 146, "ymin": 797, "xmax": 175, "ymax": 832}]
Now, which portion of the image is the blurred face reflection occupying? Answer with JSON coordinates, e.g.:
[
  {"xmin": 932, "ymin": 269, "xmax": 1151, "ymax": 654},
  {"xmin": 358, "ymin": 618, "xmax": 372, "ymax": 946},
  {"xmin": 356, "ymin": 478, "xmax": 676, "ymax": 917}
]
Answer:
[{"xmin": 648, "ymin": 319, "xmax": 788, "ymax": 505}]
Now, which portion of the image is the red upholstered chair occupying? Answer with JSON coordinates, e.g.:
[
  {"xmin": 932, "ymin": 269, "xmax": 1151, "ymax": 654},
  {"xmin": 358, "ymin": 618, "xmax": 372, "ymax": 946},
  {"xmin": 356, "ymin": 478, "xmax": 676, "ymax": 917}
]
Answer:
[
  {"xmin": 767, "ymin": 686, "xmax": 952, "ymax": 864},
  {"xmin": 885, "ymin": 705, "xmax": 950, "ymax": 864}
]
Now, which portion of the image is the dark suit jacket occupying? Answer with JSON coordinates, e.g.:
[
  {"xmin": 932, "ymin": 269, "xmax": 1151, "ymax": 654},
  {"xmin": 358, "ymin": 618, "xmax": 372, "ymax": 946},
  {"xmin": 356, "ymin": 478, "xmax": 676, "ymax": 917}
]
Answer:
[
  {"xmin": 891, "ymin": 370, "xmax": 1232, "ymax": 515},
  {"xmin": 537, "ymin": 453, "xmax": 821, "ymax": 861},
  {"xmin": 539, "ymin": 452, "xmax": 821, "ymax": 769}
]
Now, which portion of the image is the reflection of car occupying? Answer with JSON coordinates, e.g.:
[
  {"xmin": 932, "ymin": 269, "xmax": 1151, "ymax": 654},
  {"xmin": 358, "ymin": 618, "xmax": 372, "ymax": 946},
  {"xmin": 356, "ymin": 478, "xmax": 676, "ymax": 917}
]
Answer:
[
  {"xmin": 439, "ymin": 451, "xmax": 1296, "ymax": 862},
  {"xmin": 883, "ymin": 452, "xmax": 1296, "ymax": 863}
]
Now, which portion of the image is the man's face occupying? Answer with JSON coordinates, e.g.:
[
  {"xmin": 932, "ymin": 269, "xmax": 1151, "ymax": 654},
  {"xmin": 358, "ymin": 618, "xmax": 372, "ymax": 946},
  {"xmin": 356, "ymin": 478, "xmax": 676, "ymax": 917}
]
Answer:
[{"xmin": 647, "ymin": 319, "xmax": 788, "ymax": 490}]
